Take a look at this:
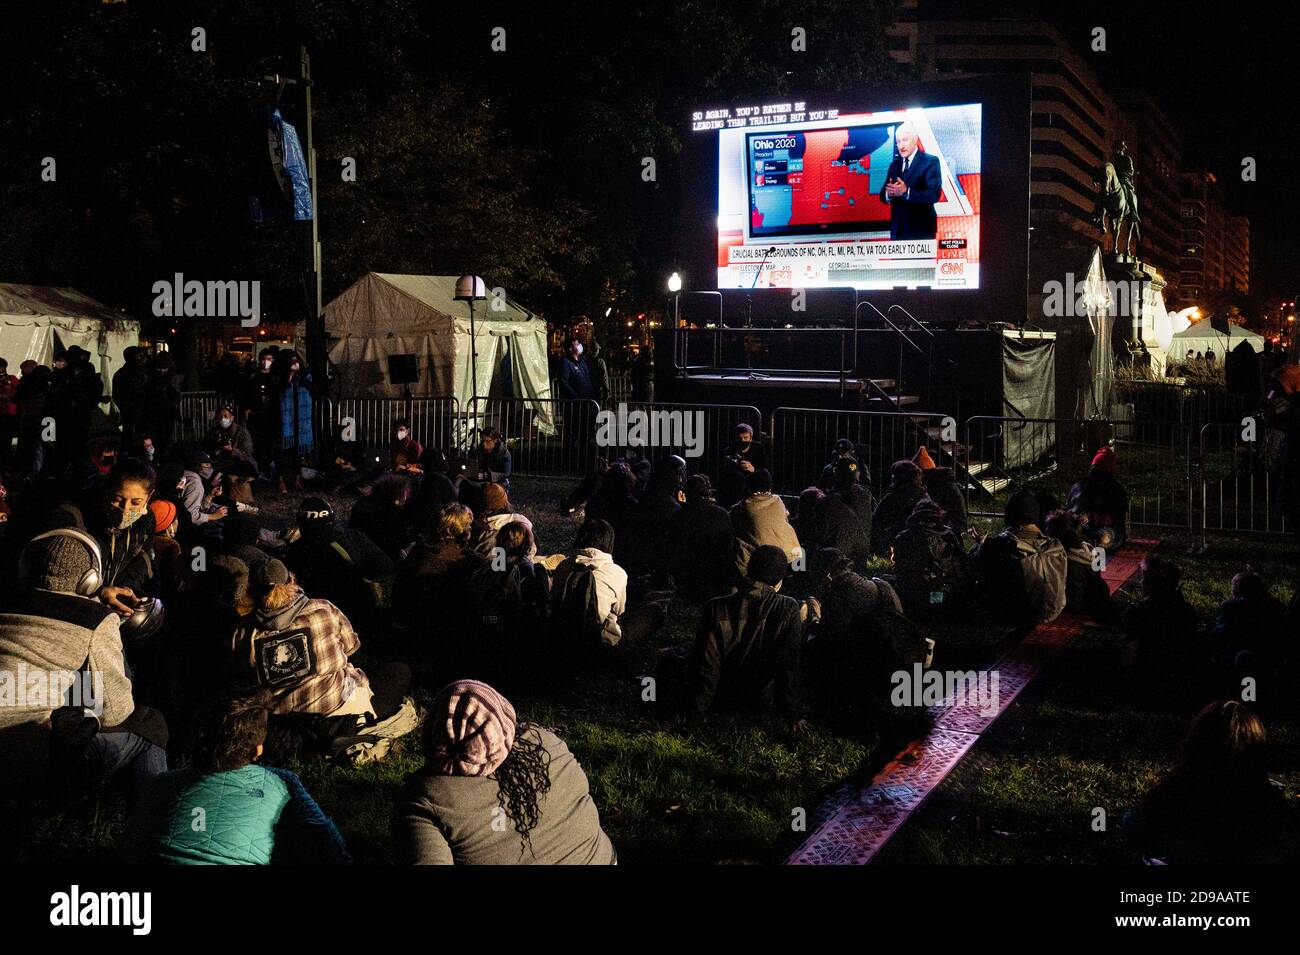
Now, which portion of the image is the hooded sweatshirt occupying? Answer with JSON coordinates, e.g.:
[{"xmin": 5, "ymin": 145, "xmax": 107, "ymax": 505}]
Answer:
[{"xmin": 730, "ymin": 492, "xmax": 802, "ymax": 576}]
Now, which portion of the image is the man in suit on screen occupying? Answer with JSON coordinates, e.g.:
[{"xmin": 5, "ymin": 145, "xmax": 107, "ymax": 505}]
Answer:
[{"xmin": 879, "ymin": 123, "xmax": 942, "ymax": 240}]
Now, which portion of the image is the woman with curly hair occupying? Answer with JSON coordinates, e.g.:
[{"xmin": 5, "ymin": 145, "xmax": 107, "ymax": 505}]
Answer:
[{"xmin": 395, "ymin": 680, "xmax": 615, "ymax": 864}]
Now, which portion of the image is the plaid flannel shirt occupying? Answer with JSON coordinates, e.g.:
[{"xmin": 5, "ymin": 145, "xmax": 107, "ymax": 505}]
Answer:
[{"xmin": 232, "ymin": 597, "xmax": 367, "ymax": 716}]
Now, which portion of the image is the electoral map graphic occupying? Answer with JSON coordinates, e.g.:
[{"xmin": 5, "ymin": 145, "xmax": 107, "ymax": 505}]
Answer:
[{"xmin": 747, "ymin": 126, "xmax": 894, "ymax": 237}]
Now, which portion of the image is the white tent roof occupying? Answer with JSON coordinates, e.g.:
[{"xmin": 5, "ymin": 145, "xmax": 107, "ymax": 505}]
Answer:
[
  {"xmin": 0, "ymin": 284, "xmax": 140, "ymax": 398},
  {"xmin": 1171, "ymin": 322, "xmax": 1265, "ymax": 354},
  {"xmin": 323, "ymin": 272, "xmax": 539, "ymax": 337}
]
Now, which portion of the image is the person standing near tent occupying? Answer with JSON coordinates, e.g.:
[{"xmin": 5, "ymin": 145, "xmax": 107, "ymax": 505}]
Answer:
[
  {"xmin": 274, "ymin": 350, "xmax": 314, "ymax": 493},
  {"xmin": 112, "ymin": 346, "xmax": 151, "ymax": 443},
  {"xmin": 241, "ymin": 347, "xmax": 280, "ymax": 480},
  {"xmin": 557, "ymin": 338, "xmax": 595, "ymax": 401}
]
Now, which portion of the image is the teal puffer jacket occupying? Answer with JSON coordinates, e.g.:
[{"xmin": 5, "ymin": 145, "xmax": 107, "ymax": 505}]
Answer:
[{"xmin": 125, "ymin": 765, "xmax": 290, "ymax": 865}]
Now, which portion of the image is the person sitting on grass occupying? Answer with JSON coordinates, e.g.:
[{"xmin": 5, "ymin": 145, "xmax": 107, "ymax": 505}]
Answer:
[
  {"xmin": 462, "ymin": 521, "xmax": 552, "ymax": 687},
  {"xmin": 1211, "ymin": 570, "xmax": 1288, "ymax": 687},
  {"xmin": 229, "ymin": 559, "xmax": 410, "ymax": 732},
  {"xmin": 1043, "ymin": 509, "xmax": 1118, "ymax": 623},
  {"xmin": 891, "ymin": 499, "xmax": 968, "ymax": 622},
  {"xmin": 550, "ymin": 519, "xmax": 664, "ymax": 652},
  {"xmin": 971, "ymin": 488, "xmax": 1067, "ymax": 632},
  {"xmin": 814, "ymin": 456, "xmax": 874, "ymax": 563},
  {"xmin": 621, "ymin": 456, "xmax": 684, "ymax": 577},
  {"xmin": 469, "ymin": 483, "xmax": 533, "ymax": 559},
  {"xmin": 1068, "ymin": 445, "xmax": 1128, "ymax": 550},
  {"xmin": 1, "ymin": 531, "xmax": 168, "ymax": 801},
  {"xmin": 913, "ymin": 445, "xmax": 968, "ymax": 534},
  {"xmin": 395, "ymin": 502, "xmax": 487, "ymax": 634},
  {"xmin": 1124, "ymin": 700, "xmax": 1300, "ymax": 864},
  {"xmin": 668, "ymin": 474, "xmax": 735, "ymax": 599},
  {"xmin": 285, "ymin": 497, "xmax": 394, "ymax": 628},
  {"xmin": 1123, "ymin": 553, "xmax": 1204, "ymax": 706},
  {"xmin": 870, "ymin": 460, "xmax": 929, "ymax": 556},
  {"xmin": 349, "ymin": 473, "xmax": 415, "ymax": 563},
  {"xmin": 124, "ymin": 687, "xmax": 351, "ymax": 865},
  {"xmin": 686, "ymin": 544, "xmax": 814, "ymax": 730},
  {"xmin": 395, "ymin": 679, "xmax": 616, "ymax": 865},
  {"xmin": 389, "ymin": 418, "xmax": 423, "ymax": 474},
  {"xmin": 729, "ymin": 468, "xmax": 802, "ymax": 578}
]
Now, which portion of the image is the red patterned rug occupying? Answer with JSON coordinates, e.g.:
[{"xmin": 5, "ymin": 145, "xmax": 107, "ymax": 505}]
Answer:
[{"xmin": 786, "ymin": 538, "xmax": 1158, "ymax": 865}]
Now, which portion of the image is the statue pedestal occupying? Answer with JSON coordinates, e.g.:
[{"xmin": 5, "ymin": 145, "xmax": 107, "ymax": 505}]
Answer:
[{"xmin": 1104, "ymin": 255, "xmax": 1168, "ymax": 376}]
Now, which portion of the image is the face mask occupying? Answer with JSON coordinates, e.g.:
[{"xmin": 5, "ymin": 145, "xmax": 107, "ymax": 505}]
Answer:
[
  {"xmin": 397, "ymin": 429, "xmax": 409, "ymax": 440},
  {"xmin": 144, "ymin": 447, "xmax": 155, "ymax": 460},
  {"xmin": 109, "ymin": 503, "xmax": 146, "ymax": 530},
  {"xmin": 573, "ymin": 343, "xmax": 583, "ymax": 356},
  {"xmin": 199, "ymin": 465, "xmax": 214, "ymax": 480},
  {"xmin": 219, "ymin": 417, "xmax": 233, "ymax": 429},
  {"xmin": 290, "ymin": 363, "xmax": 300, "ymax": 373},
  {"xmin": 261, "ymin": 359, "xmax": 273, "ymax": 371}
]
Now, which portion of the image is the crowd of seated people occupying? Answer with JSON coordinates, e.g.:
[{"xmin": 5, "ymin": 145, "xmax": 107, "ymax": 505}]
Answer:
[{"xmin": 4, "ymin": 373, "xmax": 1298, "ymax": 869}]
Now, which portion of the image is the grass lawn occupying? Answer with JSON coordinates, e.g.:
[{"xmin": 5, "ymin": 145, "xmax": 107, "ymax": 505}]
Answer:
[
  {"xmin": 873, "ymin": 529, "xmax": 1300, "ymax": 864},
  {"xmin": 9, "ymin": 479, "xmax": 1297, "ymax": 865}
]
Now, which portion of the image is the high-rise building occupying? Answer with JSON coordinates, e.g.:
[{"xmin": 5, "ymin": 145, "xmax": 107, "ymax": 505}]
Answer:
[
  {"xmin": 1180, "ymin": 172, "xmax": 1249, "ymax": 306},
  {"xmin": 888, "ymin": 2, "xmax": 1248, "ymax": 308}
]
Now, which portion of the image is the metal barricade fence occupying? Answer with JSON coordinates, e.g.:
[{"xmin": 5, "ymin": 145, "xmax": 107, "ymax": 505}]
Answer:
[
  {"xmin": 770, "ymin": 407, "xmax": 956, "ymax": 498},
  {"xmin": 963, "ymin": 416, "xmax": 1115, "ymax": 519},
  {"xmin": 598, "ymin": 401, "xmax": 763, "ymax": 478},
  {"xmin": 314, "ymin": 396, "xmax": 462, "ymax": 462},
  {"xmin": 473, "ymin": 397, "xmax": 601, "ymax": 478},
  {"xmin": 175, "ymin": 391, "xmax": 221, "ymax": 444},
  {"xmin": 1197, "ymin": 421, "xmax": 1289, "ymax": 545}
]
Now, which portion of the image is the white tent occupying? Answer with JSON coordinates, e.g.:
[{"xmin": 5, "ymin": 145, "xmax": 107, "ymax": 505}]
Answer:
[
  {"xmin": 0, "ymin": 284, "xmax": 140, "ymax": 400},
  {"xmin": 303, "ymin": 273, "xmax": 553, "ymax": 430},
  {"xmin": 1170, "ymin": 322, "xmax": 1265, "ymax": 356}
]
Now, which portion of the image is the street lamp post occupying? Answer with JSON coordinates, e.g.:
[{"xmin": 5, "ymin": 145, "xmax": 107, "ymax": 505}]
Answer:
[{"xmin": 455, "ymin": 275, "xmax": 488, "ymax": 431}]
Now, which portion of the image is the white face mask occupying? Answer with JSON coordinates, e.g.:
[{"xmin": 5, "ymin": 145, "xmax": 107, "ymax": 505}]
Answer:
[
  {"xmin": 261, "ymin": 359, "xmax": 273, "ymax": 371},
  {"xmin": 397, "ymin": 429, "xmax": 409, "ymax": 440},
  {"xmin": 573, "ymin": 343, "xmax": 583, "ymax": 356},
  {"xmin": 219, "ymin": 417, "xmax": 233, "ymax": 429},
  {"xmin": 143, "ymin": 447, "xmax": 155, "ymax": 460}
]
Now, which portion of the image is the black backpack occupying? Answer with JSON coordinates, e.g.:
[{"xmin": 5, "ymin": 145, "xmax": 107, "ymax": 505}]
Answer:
[
  {"xmin": 549, "ymin": 558, "xmax": 610, "ymax": 649},
  {"xmin": 468, "ymin": 561, "xmax": 550, "ymax": 642}
]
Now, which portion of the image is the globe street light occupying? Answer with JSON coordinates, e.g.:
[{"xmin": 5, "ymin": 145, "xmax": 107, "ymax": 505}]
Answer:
[{"xmin": 454, "ymin": 274, "xmax": 487, "ymax": 426}]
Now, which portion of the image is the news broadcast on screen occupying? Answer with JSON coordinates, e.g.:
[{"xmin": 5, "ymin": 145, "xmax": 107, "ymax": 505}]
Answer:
[{"xmin": 715, "ymin": 103, "xmax": 982, "ymax": 291}]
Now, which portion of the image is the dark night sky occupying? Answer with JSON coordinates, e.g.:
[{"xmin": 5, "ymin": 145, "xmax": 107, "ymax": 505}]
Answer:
[{"xmin": 1016, "ymin": 0, "xmax": 1297, "ymax": 299}]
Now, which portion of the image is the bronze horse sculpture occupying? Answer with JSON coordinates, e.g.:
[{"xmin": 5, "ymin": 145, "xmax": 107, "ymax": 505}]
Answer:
[{"xmin": 1093, "ymin": 144, "xmax": 1141, "ymax": 258}]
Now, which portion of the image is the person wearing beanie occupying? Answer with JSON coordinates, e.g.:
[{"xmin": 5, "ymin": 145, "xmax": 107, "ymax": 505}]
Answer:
[
  {"xmin": 1, "ymin": 532, "xmax": 167, "ymax": 798},
  {"xmin": 668, "ymin": 474, "xmax": 735, "ymax": 599},
  {"xmin": 972, "ymin": 487, "xmax": 1067, "ymax": 632},
  {"xmin": 729, "ymin": 468, "xmax": 803, "ymax": 578},
  {"xmin": 913, "ymin": 445, "xmax": 969, "ymax": 534},
  {"xmin": 470, "ymin": 482, "xmax": 535, "ymax": 559},
  {"xmin": 812, "ymin": 456, "xmax": 875, "ymax": 562},
  {"xmin": 396, "ymin": 680, "xmax": 616, "ymax": 865},
  {"xmin": 892, "ymin": 498, "xmax": 969, "ymax": 621},
  {"xmin": 818, "ymin": 437, "xmax": 863, "ymax": 491},
  {"xmin": 686, "ymin": 544, "xmax": 813, "ymax": 723},
  {"xmin": 1068, "ymin": 444, "xmax": 1128, "ymax": 549},
  {"xmin": 285, "ymin": 495, "xmax": 394, "ymax": 628},
  {"xmin": 229, "ymin": 559, "xmax": 408, "ymax": 725},
  {"xmin": 870, "ymin": 460, "xmax": 930, "ymax": 555},
  {"xmin": 150, "ymin": 498, "xmax": 184, "ymax": 598}
]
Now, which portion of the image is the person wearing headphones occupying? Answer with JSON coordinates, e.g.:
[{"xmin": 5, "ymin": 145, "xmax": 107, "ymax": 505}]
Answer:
[{"xmin": 0, "ymin": 528, "xmax": 168, "ymax": 799}]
